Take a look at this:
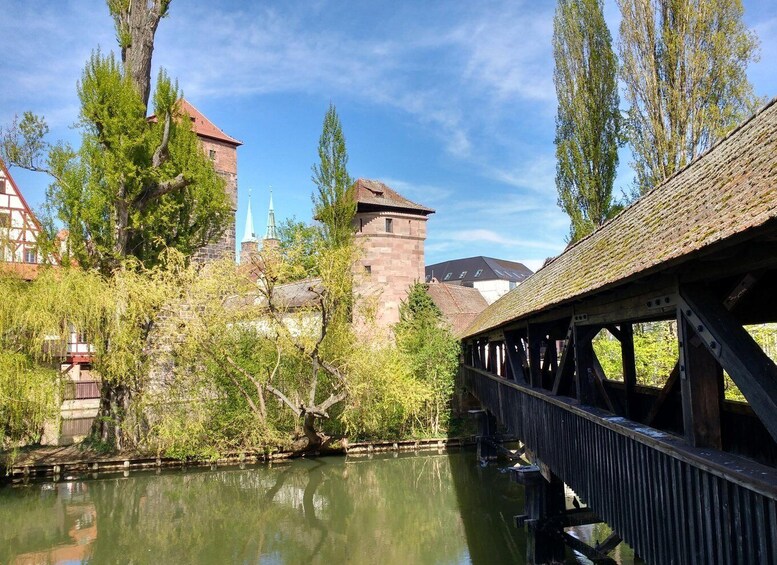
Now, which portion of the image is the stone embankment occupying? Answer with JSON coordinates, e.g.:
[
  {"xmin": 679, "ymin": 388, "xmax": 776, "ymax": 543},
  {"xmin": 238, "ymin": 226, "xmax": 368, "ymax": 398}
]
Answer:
[{"xmin": 2, "ymin": 436, "xmax": 478, "ymax": 484}]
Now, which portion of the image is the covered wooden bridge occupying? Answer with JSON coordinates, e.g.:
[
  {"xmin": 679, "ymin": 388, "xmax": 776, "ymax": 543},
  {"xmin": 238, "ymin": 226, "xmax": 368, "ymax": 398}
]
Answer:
[{"xmin": 459, "ymin": 99, "xmax": 777, "ymax": 564}]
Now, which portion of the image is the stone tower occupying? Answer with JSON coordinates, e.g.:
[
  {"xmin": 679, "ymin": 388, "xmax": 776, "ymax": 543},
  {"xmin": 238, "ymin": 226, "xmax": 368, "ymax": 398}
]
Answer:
[
  {"xmin": 352, "ymin": 179, "xmax": 435, "ymax": 328},
  {"xmin": 178, "ymin": 99, "xmax": 242, "ymax": 262}
]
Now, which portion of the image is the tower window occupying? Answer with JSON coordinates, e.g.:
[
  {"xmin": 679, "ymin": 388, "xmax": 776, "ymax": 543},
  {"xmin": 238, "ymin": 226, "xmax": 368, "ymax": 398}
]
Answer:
[
  {"xmin": 359, "ymin": 218, "xmax": 363, "ymax": 232},
  {"xmin": 209, "ymin": 149, "xmax": 216, "ymax": 160},
  {"xmin": 385, "ymin": 218, "xmax": 393, "ymax": 233}
]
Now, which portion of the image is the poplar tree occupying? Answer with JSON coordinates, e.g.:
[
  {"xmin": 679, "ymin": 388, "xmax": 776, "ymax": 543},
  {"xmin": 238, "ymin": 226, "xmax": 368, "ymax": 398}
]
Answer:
[
  {"xmin": 311, "ymin": 104, "xmax": 356, "ymax": 249},
  {"xmin": 553, "ymin": 0, "xmax": 620, "ymax": 242},
  {"xmin": 617, "ymin": 0, "xmax": 761, "ymax": 194}
]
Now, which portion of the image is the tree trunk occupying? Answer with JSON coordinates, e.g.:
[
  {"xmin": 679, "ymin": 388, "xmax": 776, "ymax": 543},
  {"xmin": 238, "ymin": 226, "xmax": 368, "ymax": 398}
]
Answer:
[
  {"xmin": 109, "ymin": 0, "xmax": 168, "ymax": 110},
  {"xmin": 303, "ymin": 412, "xmax": 323, "ymax": 450}
]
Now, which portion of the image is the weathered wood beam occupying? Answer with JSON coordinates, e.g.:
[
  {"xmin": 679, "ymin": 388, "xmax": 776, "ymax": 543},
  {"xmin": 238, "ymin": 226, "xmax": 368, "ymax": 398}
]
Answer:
[
  {"xmin": 552, "ymin": 322, "xmax": 574, "ymax": 396},
  {"xmin": 643, "ymin": 365, "xmax": 680, "ymax": 426},
  {"xmin": 528, "ymin": 325, "xmax": 543, "ymax": 388},
  {"xmin": 678, "ymin": 313, "xmax": 723, "ymax": 449},
  {"xmin": 620, "ymin": 324, "xmax": 637, "ymax": 419},
  {"xmin": 643, "ymin": 274, "xmax": 756, "ymax": 427},
  {"xmin": 679, "ymin": 285, "xmax": 777, "ymax": 445},
  {"xmin": 596, "ymin": 532, "xmax": 623, "ymax": 554},
  {"xmin": 504, "ymin": 330, "xmax": 528, "ymax": 383},
  {"xmin": 574, "ymin": 325, "xmax": 599, "ymax": 406},
  {"xmin": 560, "ymin": 532, "xmax": 617, "ymax": 565},
  {"xmin": 592, "ymin": 351, "xmax": 621, "ymax": 414}
]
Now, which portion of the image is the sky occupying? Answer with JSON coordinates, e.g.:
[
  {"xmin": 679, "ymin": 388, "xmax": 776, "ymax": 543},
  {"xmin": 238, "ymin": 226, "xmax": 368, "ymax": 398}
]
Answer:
[{"xmin": 1, "ymin": 1, "xmax": 776, "ymax": 272}]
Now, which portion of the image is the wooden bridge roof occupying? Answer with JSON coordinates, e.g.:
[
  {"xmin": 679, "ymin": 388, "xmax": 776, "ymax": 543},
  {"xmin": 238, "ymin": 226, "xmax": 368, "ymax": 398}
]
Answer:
[{"xmin": 464, "ymin": 98, "xmax": 777, "ymax": 338}]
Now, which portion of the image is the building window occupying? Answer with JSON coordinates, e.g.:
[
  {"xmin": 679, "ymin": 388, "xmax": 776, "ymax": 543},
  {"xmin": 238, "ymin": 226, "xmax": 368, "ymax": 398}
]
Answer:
[
  {"xmin": 359, "ymin": 218, "xmax": 363, "ymax": 232},
  {"xmin": 474, "ymin": 269, "xmax": 483, "ymax": 278},
  {"xmin": 209, "ymin": 149, "xmax": 216, "ymax": 160},
  {"xmin": 364, "ymin": 265, "xmax": 371, "ymax": 275},
  {"xmin": 0, "ymin": 212, "xmax": 9, "ymax": 228},
  {"xmin": 0, "ymin": 179, "xmax": 6, "ymax": 193},
  {"xmin": 509, "ymin": 281, "xmax": 517, "ymax": 290},
  {"xmin": 443, "ymin": 272, "xmax": 452, "ymax": 281},
  {"xmin": 385, "ymin": 218, "xmax": 393, "ymax": 233},
  {"xmin": 24, "ymin": 248, "xmax": 37, "ymax": 264},
  {"xmin": 459, "ymin": 271, "xmax": 467, "ymax": 279}
]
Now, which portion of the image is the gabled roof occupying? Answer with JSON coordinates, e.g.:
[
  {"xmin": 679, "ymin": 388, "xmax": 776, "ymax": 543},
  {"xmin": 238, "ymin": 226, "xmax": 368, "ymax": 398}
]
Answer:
[
  {"xmin": 425, "ymin": 282, "xmax": 489, "ymax": 336},
  {"xmin": 464, "ymin": 97, "xmax": 777, "ymax": 338},
  {"xmin": 176, "ymin": 99, "xmax": 242, "ymax": 146},
  {"xmin": 0, "ymin": 160, "xmax": 43, "ymax": 233},
  {"xmin": 426, "ymin": 256, "xmax": 533, "ymax": 284},
  {"xmin": 354, "ymin": 179, "xmax": 435, "ymax": 215}
]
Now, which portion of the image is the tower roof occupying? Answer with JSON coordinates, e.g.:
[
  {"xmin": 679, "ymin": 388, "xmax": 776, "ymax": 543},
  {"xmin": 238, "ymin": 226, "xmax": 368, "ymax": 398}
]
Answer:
[
  {"xmin": 353, "ymin": 179, "xmax": 435, "ymax": 215},
  {"xmin": 242, "ymin": 192, "xmax": 257, "ymax": 243},
  {"xmin": 265, "ymin": 190, "xmax": 278, "ymax": 240},
  {"xmin": 176, "ymin": 99, "xmax": 243, "ymax": 146}
]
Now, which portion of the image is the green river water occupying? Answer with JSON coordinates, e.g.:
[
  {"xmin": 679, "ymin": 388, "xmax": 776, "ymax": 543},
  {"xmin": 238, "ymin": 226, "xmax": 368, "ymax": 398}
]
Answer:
[{"xmin": 0, "ymin": 449, "xmax": 636, "ymax": 564}]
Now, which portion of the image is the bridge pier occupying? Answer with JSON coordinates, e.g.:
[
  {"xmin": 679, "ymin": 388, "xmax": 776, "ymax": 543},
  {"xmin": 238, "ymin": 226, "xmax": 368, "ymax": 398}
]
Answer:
[
  {"xmin": 469, "ymin": 409, "xmax": 498, "ymax": 461},
  {"xmin": 511, "ymin": 464, "xmax": 566, "ymax": 564}
]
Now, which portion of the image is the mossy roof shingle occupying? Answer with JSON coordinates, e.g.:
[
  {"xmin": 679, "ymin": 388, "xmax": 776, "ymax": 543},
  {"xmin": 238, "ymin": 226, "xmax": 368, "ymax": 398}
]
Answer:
[{"xmin": 463, "ymin": 98, "xmax": 777, "ymax": 338}]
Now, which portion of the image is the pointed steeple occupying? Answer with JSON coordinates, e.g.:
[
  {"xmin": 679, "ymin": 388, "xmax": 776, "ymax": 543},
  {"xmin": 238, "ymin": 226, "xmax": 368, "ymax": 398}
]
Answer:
[
  {"xmin": 242, "ymin": 190, "xmax": 257, "ymax": 243},
  {"xmin": 265, "ymin": 187, "xmax": 278, "ymax": 241}
]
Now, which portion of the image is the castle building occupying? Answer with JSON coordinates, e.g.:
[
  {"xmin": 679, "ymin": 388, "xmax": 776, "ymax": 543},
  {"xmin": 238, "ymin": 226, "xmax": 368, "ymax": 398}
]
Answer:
[
  {"xmin": 178, "ymin": 99, "xmax": 242, "ymax": 262},
  {"xmin": 352, "ymin": 179, "xmax": 434, "ymax": 327}
]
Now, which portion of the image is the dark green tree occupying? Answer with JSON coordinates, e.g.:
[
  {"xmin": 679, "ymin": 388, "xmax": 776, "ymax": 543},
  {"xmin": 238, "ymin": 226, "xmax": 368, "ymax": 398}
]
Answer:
[
  {"xmin": 311, "ymin": 103, "xmax": 356, "ymax": 248},
  {"xmin": 553, "ymin": 0, "xmax": 620, "ymax": 242}
]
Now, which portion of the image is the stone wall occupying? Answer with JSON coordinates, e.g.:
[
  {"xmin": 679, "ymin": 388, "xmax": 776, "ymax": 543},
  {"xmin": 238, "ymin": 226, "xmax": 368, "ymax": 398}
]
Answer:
[
  {"xmin": 354, "ymin": 210, "xmax": 428, "ymax": 328},
  {"xmin": 193, "ymin": 137, "xmax": 238, "ymax": 263}
]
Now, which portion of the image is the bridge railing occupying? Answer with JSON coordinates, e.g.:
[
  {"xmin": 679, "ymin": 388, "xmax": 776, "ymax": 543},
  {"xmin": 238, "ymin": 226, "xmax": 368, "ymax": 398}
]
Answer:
[{"xmin": 461, "ymin": 364, "xmax": 777, "ymax": 565}]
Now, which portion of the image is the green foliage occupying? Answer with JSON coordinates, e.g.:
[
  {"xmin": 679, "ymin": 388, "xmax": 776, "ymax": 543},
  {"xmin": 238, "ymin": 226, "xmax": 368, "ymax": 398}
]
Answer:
[
  {"xmin": 553, "ymin": 0, "xmax": 621, "ymax": 242},
  {"xmin": 394, "ymin": 283, "xmax": 460, "ymax": 436},
  {"xmin": 617, "ymin": 0, "xmax": 762, "ymax": 195},
  {"xmin": 41, "ymin": 52, "xmax": 229, "ymax": 273},
  {"xmin": 593, "ymin": 322, "xmax": 678, "ymax": 387},
  {"xmin": 0, "ymin": 352, "xmax": 58, "ymax": 448},
  {"xmin": 0, "ymin": 112, "xmax": 49, "ymax": 171},
  {"xmin": 312, "ymin": 103, "xmax": 356, "ymax": 249},
  {"xmin": 277, "ymin": 217, "xmax": 321, "ymax": 279}
]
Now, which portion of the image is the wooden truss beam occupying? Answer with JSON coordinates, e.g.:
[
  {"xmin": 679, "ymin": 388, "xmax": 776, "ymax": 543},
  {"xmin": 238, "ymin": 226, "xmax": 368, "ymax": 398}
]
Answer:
[{"xmin": 679, "ymin": 285, "xmax": 777, "ymax": 445}]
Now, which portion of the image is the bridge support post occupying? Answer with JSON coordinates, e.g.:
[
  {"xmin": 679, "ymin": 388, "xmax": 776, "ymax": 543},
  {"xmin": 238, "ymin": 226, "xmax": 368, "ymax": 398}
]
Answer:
[
  {"xmin": 511, "ymin": 465, "xmax": 566, "ymax": 564},
  {"xmin": 469, "ymin": 409, "xmax": 498, "ymax": 461}
]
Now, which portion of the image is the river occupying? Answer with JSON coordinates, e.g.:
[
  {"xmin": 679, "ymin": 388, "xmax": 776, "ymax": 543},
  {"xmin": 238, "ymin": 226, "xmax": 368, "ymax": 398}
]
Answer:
[{"xmin": 0, "ymin": 449, "xmax": 638, "ymax": 564}]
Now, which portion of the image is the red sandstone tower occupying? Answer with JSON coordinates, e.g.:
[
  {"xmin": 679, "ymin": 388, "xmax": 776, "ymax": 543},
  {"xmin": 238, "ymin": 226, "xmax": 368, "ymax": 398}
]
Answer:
[
  {"xmin": 352, "ymin": 179, "xmax": 434, "ymax": 327},
  {"xmin": 177, "ymin": 99, "xmax": 242, "ymax": 262}
]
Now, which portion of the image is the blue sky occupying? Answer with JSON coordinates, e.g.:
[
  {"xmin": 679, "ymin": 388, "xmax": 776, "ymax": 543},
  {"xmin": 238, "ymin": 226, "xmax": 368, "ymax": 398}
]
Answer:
[{"xmin": 1, "ymin": 0, "xmax": 776, "ymax": 271}]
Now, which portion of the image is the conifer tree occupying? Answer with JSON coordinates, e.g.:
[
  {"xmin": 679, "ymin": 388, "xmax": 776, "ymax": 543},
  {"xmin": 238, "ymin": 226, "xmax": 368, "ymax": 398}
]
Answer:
[
  {"xmin": 311, "ymin": 104, "xmax": 356, "ymax": 249},
  {"xmin": 618, "ymin": 0, "xmax": 761, "ymax": 194},
  {"xmin": 553, "ymin": 0, "xmax": 620, "ymax": 242}
]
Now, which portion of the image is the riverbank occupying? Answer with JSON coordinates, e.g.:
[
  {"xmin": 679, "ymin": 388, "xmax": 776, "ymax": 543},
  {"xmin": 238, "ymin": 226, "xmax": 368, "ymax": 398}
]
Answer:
[{"xmin": 1, "ymin": 436, "xmax": 481, "ymax": 484}]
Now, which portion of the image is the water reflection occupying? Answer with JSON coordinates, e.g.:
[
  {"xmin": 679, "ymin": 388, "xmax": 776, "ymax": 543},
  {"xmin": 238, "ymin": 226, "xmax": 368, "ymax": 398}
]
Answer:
[{"xmin": 1, "ymin": 451, "xmax": 528, "ymax": 565}]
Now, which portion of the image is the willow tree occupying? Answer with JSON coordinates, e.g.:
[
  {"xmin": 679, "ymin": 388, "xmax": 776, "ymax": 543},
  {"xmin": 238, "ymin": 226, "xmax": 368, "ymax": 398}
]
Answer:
[
  {"xmin": 553, "ymin": 0, "xmax": 620, "ymax": 242},
  {"xmin": 617, "ymin": 0, "xmax": 761, "ymax": 194}
]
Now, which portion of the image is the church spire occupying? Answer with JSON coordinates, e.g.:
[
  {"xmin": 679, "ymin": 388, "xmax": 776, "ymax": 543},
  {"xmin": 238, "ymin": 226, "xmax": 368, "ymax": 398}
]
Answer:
[
  {"xmin": 265, "ymin": 187, "xmax": 278, "ymax": 241},
  {"xmin": 242, "ymin": 190, "xmax": 257, "ymax": 243}
]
